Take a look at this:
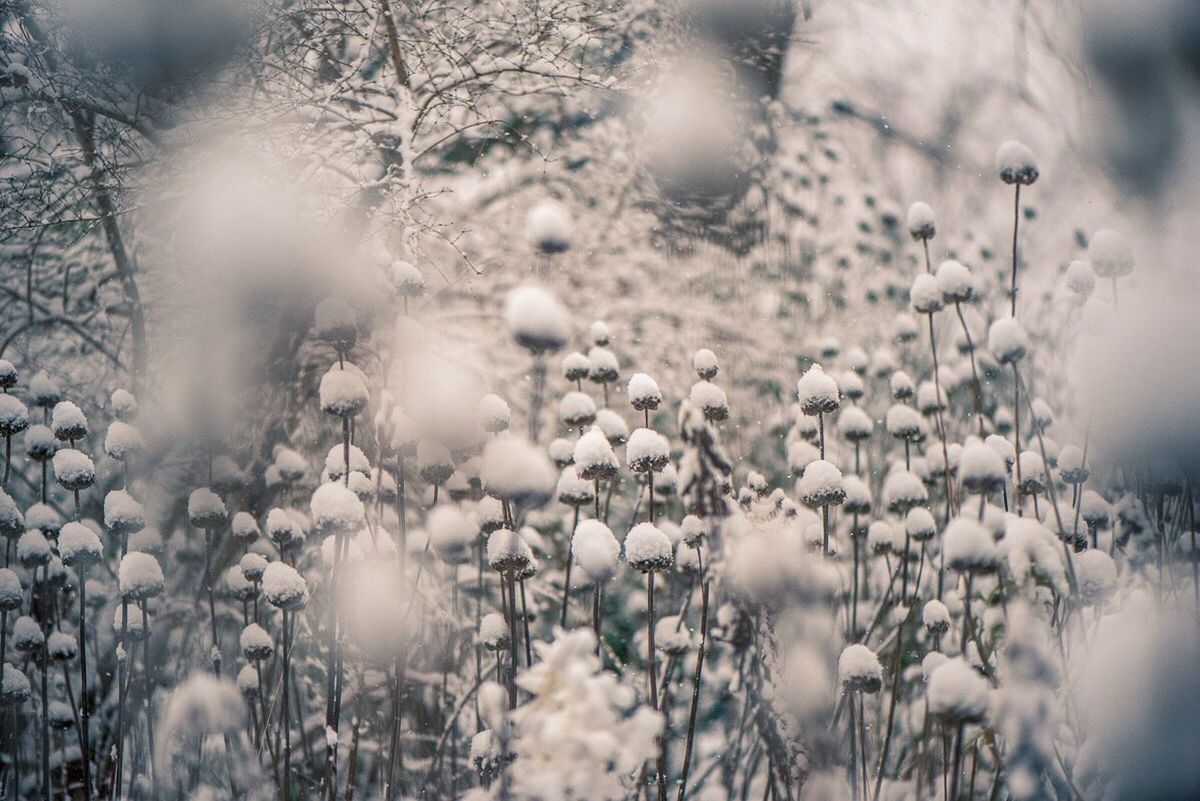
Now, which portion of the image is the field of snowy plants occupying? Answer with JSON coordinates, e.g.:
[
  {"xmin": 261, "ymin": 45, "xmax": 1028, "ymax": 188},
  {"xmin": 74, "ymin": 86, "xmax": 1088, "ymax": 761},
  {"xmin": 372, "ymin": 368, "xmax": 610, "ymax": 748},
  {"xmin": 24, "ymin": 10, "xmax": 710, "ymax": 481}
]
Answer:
[{"xmin": 4, "ymin": 0, "xmax": 1200, "ymax": 800}]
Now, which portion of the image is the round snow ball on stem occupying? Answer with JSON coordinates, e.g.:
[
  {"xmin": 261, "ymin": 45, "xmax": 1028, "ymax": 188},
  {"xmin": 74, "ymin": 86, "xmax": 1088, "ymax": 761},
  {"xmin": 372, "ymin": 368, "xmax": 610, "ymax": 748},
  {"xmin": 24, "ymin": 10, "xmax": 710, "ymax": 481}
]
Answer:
[
  {"xmin": 943, "ymin": 517, "xmax": 999, "ymax": 574},
  {"xmin": 188, "ymin": 487, "xmax": 227, "ymax": 529},
  {"xmin": 51, "ymin": 401, "xmax": 88, "ymax": 442},
  {"xmin": 240, "ymin": 552, "xmax": 269, "ymax": 582},
  {"xmin": 587, "ymin": 346, "xmax": 619, "ymax": 385},
  {"xmin": 624, "ymin": 522, "xmax": 673, "ymax": 573},
  {"xmin": 0, "ymin": 360, "xmax": 15, "ymax": 390},
  {"xmin": 995, "ymin": 140, "xmax": 1039, "ymax": 185},
  {"xmin": 890, "ymin": 370, "xmax": 916, "ymax": 401},
  {"xmin": 906, "ymin": 507, "xmax": 937, "ymax": 542},
  {"xmin": 909, "ymin": 273, "xmax": 944, "ymax": 314},
  {"xmin": 559, "ymin": 391, "xmax": 597, "ymax": 428},
  {"xmin": 486, "ymin": 528, "xmax": 532, "ymax": 573},
  {"xmin": 0, "ymin": 395, "xmax": 28, "ymax": 437},
  {"xmin": 310, "ymin": 482, "xmax": 366, "ymax": 534},
  {"xmin": 984, "ymin": 434, "xmax": 1016, "ymax": 471},
  {"xmin": 838, "ymin": 643, "xmax": 883, "ymax": 693},
  {"xmin": 689, "ymin": 381, "xmax": 729, "ymax": 422},
  {"xmin": 987, "ymin": 317, "xmax": 1028, "ymax": 364},
  {"xmin": 922, "ymin": 599, "xmax": 951, "ymax": 635},
  {"xmin": 480, "ymin": 434, "xmax": 556, "ymax": 506},
  {"xmin": 1066, "ymin": 260, "xmax": 1097, "ymax": 296},
  {"xmin": 58, "ymin": 522, "xmax": 103, "ymax": 568},
  {"xmin": 505, "ymin": 285, "xmax": 569, "ymax": 354},
  {"xmin": 796, "ymin": 364, "xmax": 840, "ymax": 416},
  {"xmin": 959, "ymin": 441, "xmax": 1006, "ymax": 495},
  {"xmin": 478, "ymin": 613, "xmax": 510, "ymax": 651},
  {"xmin": 893, "ymin": 314, "xmax": 920, "ymax": 343},
  {"xmin": 548, "ymin": 437, "xmax": 575, "ymax": 468},
  {"xmin": 573, "ymin": 519, "xmax": 621, "ymax": 583},
  {"xmin": 693, "ymin": 348, "xmax": 719, "ymax": 380},
  {"xmin": 798, "ymin": 460, "xmax": 845, "ymax": 508},
  {"xmin": 104, "ymin": 490, "xmax": 146, "ymax": 535},
  {"xmin": 314, "ymin": 296, "xmax": 357, "ymax": 348},
  {"xmin": 843, "ymin": 476, "xmax": 872, "ymax": 515},
  {"xmin": 119, "ymin": 552, "xmax": 165, "ymax": 600},
  {"xmin": 907, "ymin": 201, "xmax": 936, "ymax": 241},
  {"xmin": 417, "ymin": 439, "xmax": 455, "ymax": 485},
  {"xmin": 837, "ymin": 406, "xmax": 872, "ymax": 442},
  {"xmin": 47, "ymin": 631, "xmax": 76, "ymax": 661},
  {"xmin": 29, "ymin": 371, "xmax": 61, "ymax": 409},
  {"xmin": 478, "ymin": 394, "xmax": 511, "ymax": 434},
  {"xmin": 936, "ymin": 259, "xmax": 974, "ymax": 304},
  {"xmin": 428, "ymin": 504, "xmax": 475, "ymax": 562},
  {"xmin": 0, "ymin": 492, "xmax": 22, "ymax": 539},
  {"xmin": 231, "ymin": 511, "xmax": 260, "ymax": 544},
  {"xmin": 1088, "ymin": 229, "xmax": 1135, "ymax": 279},
  {"xmin": 391, "ymin": 260, "xmax": 425, "ymax": 298},
  {"xmin": 111, "ymin": 388, "xmax": 138, "ymax": 421},
  {"xmin": 526, "ymin": 198, "xmax": 572, "ymax": 254},
  {"xmin": 886, "ymin": 404, "xmax": 926, "ymax": 443},
  {"xmin": 266, "ymin": 508, "xmax": 302, "ymax": 550},
  {"xmin": 883, "ymin": 470, "xmax": 929, "ymax": 515},
  {"xmin": 240, "ymin": 623, "xmax": 273, "ymax": 661},
  {"xmin": 573, "ymin": 428, "xmax": 619, "ymax": 481},
  {"xmin": 53, "ymin": 448, "xmax": 95, "ymax": 491},
  {"xmin": 226, "ymin": 566, "xmax": 257, "ymax": 601},
  {"xmin": 1074, "ymin": 550, "xmax": 1117, "ymax": 603},
  {"xmin": 319, "ymin": 365, "xmax": 369, "ymax": 418},
  {"xmin": 104, "ymin": 421, "xmax": 144, "ymax": 461},
  {"xmin": 476, "ymin": 496, "xmax": 505, "ymax": 534},
  {"xmin": 262, "ymin": 562, "xmax": 308, "ymax": 610},
  {"xmin": 655, "ymin": 616, "xmax": 692, "ymax": 656},
  {"xmin": 1017, "ymin": 450, "xmax": 1047, "ymax": 494},
  {"xmin": 626, "ymin": 428, "xmax": 670, "ymax": 474},
  {"xmin": 928, "ymin": 657, "xmax": 990, "ymax": 724},
  {"xmin": 1058, "ymin": 445, "xmax": 1089, "ymax": 485},
  {"xmin": 561, "ymin": 352, "xmax": 591, "ymax": 382},
  {"xmin": 0, "ymin": 568, "xmax": 23, "ymax": 611},
  {"xmin": 589, "ymin": 321, "xmax": 610, "ymax": 347},
  {"xmin": 680, "ymin": 515, "xmax": 707, "ymax": 547},
  {"xmin": 0, "ymin": 664, "xmax": 31, "ymax": 706},
  {"xmin": 13, "ymin": 616, "xmax": 44, "ymax": 653},
  {"xmin": 627, "ymin": 373, "xmax": 663, "ymax": 412},
  {"xmin": 556, "ymin": 465, "xmax": 595, "ymax": 508}
]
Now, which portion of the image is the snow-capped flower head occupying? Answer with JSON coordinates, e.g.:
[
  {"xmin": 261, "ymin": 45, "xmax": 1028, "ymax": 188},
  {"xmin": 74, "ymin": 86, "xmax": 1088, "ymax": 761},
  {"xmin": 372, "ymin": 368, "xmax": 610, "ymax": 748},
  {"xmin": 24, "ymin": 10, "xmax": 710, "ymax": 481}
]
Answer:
[
  {"xmin": 480, "ymin": 434, "xmax": 556, "ymax": 506},
  {"xmin": 556, "ymin": 465, "xmax": 595, "ymax": 508},
  {"xmin": 923, "ymin": 599, "xmax": 951, "ymax": 634},
  {"xmin": 505, "ymin": 285, "xmax": 570, "ymax": 354},
  {"xmin": 866, "ymin": 520, "xmax": 899, "ymax": 555},
  {"xmin": 893, "ymin": 313, "xmax": 920, "ymax": 344},
  {"xmin": 314, "ymin": 296, "xmax": 357, "ymax": 350},
  {"xmin": 52, "ymin": 448, "xmax": 94, "ymax": 491},
  {"xmin": 1074, "ymin": 549, "xmax": 1117, "ymax": 603},
  {"xmin": 910, "ymin": 272, "xmax": 944, "ymax": 314},
  {"xmin": 51, "ymin": 401, "xmax": 88, "ymax": 442},
  {"xmin": 486, "ymin": 528, "xmax": 532, "ymax": 574},
  {"xmin": 478, "ymin": 612, "xmax": 510, "ymax": 651},
  {"xmin": 627, "ymin": 373, "xmax": 663, "ymax": 412},
  {"xmin": 0, "ymin": 395, "xmax": 28, "ymax": 437},
  {"xmin": 797, "ymin": 364, "xmax": 840, "ymax": 416},
  {"xmin": 837, "ymin": 406, "xmax": 872, "ymax": 443},
  {"xmin": 841, "ymin": 475, "xmax": 871, "ymax": 517},
  {"xmin": 680, "ymin": 515, "xmax": 707, "ymax": 547},
  {"xmin": 47, "ymin": 631, "xmax": 76, "ymax": 662},
  {"xmin": 838, "ymin": 643, "xmax": 883, "ymax": 693},
  {"xmin": 0, "ymin": 491, "xmax": 22, "ymax": 540},
  {"xmin": 886, "ymin": 403, "xmax": 926, "ymax": 443},
  {"xmin": 12, "ymin": 617, "xmax": 44, "ymax": 656},
  {"xmin": 428, "ymin": 504, "xmax": 475, "ymax": 563},
  {"xmin": 916, "ymin": 381, "xmax": 947, "ymax": 416},
  {"xmin": 890, "ymin": 370, "xmax": 916, "ymax": 401},
  {"xmin": 23, "ymin": 504, "xmax": 60, "ymax": 538},
  {"xmin": 589, "ymin": 320, "xmax": 611, "ymax": 347},
  {"xmin": 573, "ymin": 428, "xmax": 619, "ymax": 481},
  {"xmin": 944, "ymin": 516, "xmax": 999, "ymax": 574},
  {"xmin": 838, "ymin": 371, "xmax": 865, "ymax": 402},
  {"xmin": 416, "ymin": 439, "xmax": 454, "ymax": 486},
  {"xmin": 883, "ymin": 469, "xmax": 929, "ymax": 515},
  {"xmin": 310, "ymin": 482, "xmax": 365, "ymax": 534},
  {"xmin": 548, "ymin": 437, "xmax": 575, "ymax": 468},
  {"xmin": 188, "ymin": 487, "xmax": 226, "ymax": 529},
  {"xmin": 907, "ymin": 201, "xmax": 936, "ymax": 241},
  {"xmin": 0, "ymin": 360, "xmax": 15, "ymax": 390},
  {"xmin": 58, "ymin": 522, "xmax": 103, "ymax": 569},
  {"xmin": 0, "ymin": 568, "xmax": 21, "ymax": 611},
  {"xmin": 240, "ymin": 623, "xmax": 273, "ymax": 661},
  {"xmin": 1080, "ymin": 490, "xmax": 1111, "ymax": 529},
  {"xmin": 995, "ymin": 140, "xmax": 1039, "ymax": 185},
  {"xmin": 797, "ymin": 460, "xmax": 845, "ymax": 508},
  {"xmin": 477, "ymin": 394, "xmax": 511, "ymax": 434},
  {"xmin": 273, "ymin": 446, "xmax": 307, "ymax": 482},
  {"xmin": 558, "ymin": 391, "xmax": 597, "ymax": 429},
  {"xmin": 959, "ymin": 440, "xmax": 1007, "ymax": 495},
  {"xmin": 984, "ymin": 434, "xmax": 1016, "ymax": 470},
  {"xmin": 391, "ymin": 260, "xmax": 425, "ymax": 298},
  {"xmin": 689, "ymin": 380, "xmax": 729, "ymax": 422},
  {"xmin": 262, "ymin": 561, "xmax": 308, "ymax": 610},
  {"xmin": 225, "ymin": 565, "xmax": 257, "ymax": 601},
  {"xmin": 1017, "ymin": 451, "xmax": 1047, "ymax": 495},
  {"xmin": 119, "ymin": 552, "xmax": 165, "ymax": 600},
  {"xmin": 231, "ymin": 511, "xmax": 259, "ymax": 545},
  {"xmin": 265, "ymin": 508, "xmax": 301, "ymax": 550},
  {"xmin": 104, "ymin": 421, "xmax": 143, "ymax": 461},
  {"xmin": 936, "ymin": 259, "xmax": 974, "ymax": 304},
  {"xmin": 626, "ymin": 427, "xmax": 670, "ymax": 474},
  {"xmin": 17, "ymin": 529, "xmax": 51, "ymax": 568},
  {"xmin": 906, "ymin": 507, "xmax": 937, "ymax": 542},
  {"xmin": 573, "ymin": 519, "xmax": 621, "ymax": 584},
  {"xmin": 654, "ymin": 615, "xmax": 692, "ymax": 656},
  {"xmin": 475, "ymin": 496, "xmax": 505, "ymax": 535},
  {"xmin": 240, "ymin": 552, "xmax": 268, "ymax": 582},
  {"xmin": 104, "ymin": 490, "xmax": 145, "ymax": 535},
  {"xmin": 692, "ymin": 348, "xmax": 719, "ymax": 380},
  {"xmin": 928, "ymin": 657, "xmax": 990, "ymax": 724},
  {"xmin": 319, "ymin": 363, "xmax": 370, "ymax": 418},
  {"xmin": 109, "ymin": 388, "xmax": 137, "ymax": 421},
  {"xmin": 1057, "ymin": 444, "xmax": 1088, "ymax": 485},
  {"xmin": 29, "ymin": 371, "xmax": 60, "ymax": 409},
  {"xmin": 1000, "ymin": 517, "xmax": 1067, "ymax": 596},
  {"xmin": 1088, "ymin": 228, "xmax": 1135, "ymax": 279},
  {"xmin": 526, "ymin": 198, "xmax": 572, "ymax": 254},
  {"xmin": 624, "ymin": 522, "xmax": 673, "ymax": 573},
  {"xmin": 1066, "ymin": 260, "xmax": 1097, "ymax": 296},
  {"xmin": 988, "ymin": 317, "xmax": 1028, "ymax": 364},
  {"xmin": 0, "ymin": 664, "xmax": 31, "ymax": 706},
  {"xmin": 587, "ymin": 346, "xmax": 619, "ymax": 386},
  {"xmin": 561, "ymin": 351, "xmax": 590, "ymax": 383}
]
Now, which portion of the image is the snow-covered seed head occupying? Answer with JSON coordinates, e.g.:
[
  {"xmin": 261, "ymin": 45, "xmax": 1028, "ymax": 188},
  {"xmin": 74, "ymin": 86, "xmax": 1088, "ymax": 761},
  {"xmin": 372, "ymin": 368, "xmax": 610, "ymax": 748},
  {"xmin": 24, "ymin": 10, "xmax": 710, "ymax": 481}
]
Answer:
[
  {"xmin": 417, "ymin": 439, "xmax": 455, "ymax": 485},
  {"xmin": 905, "ymin": 507, "xmax": 936, "ymax": 542},
  {"xmin": 928, "ymin": 657, "xmax": 990, "ymax": 724},
  {"xmin": 883, "ymin": 470, "xmax": 929, "ymax": 515},
  {"xmin": 58, "ymin": 522, "xmax": 103, "ymax": 569},
  {"xmin": 936, "ymin": 259, "xmax": 974, "ymax": 304},
  {"xmin": 119, "ymin": 552, "xmax": 165, "ymax": 600},
  {"xmin": 240, "ymin": 552, "xmax": 269, "ymax": 582},
  {"xmin": 0, "ymin": 663, "xmax": 31, "ymax": 706},
  {"xmin": 51, "ymin": 401, "xmax": 88, "ymax": 442},
  {"xmin": 1017, "ymin": 451, "xmax": 1047, "ymax": 494},
  {"xmin": 680, "ymin": 515, "xmax": 707, "ymax": 547},
  {"xmin": 922, "ymin": 599, "xmax": 951, "ymax": 635},
  {"xmin": 797, "ymin": 364, "xmax": 841, "ymax": 418},
  {"xmin": 0, "ymin": 360, "xmax": 15, "ymax": 390},
  {"xmin": 916, "ymin": 381, "xmax": 947, "ymax": 417},
  {"xmin": 561, "ymin": 352, "xmax": 591, "ymax": 383},
  {"xmin": 480, "ymin": 434, "xmax": 556, "ymax": 507},
  {"xmin": 987, "ymin": 317, "xmax": 1028, "ymax": 364},
  {"xmin": 1074, "ymin": 550, "xmax": 1117, "ymax": 603},
  {"xmin": 995, "ymin": 140, "xmax": 1039, "ymax": 185},
  {"xmin": 526, "ymin": 198, "xmax": 572, "ymax": 254},
  {"xmin": 689, "ymin": 381, "xmax": 729, "ymax": 422},
  {"xmin": 231, "ymin": 512, "xmax": 260, "ymax": 545},
  {"xmin": 319, "ymin": 364, "xmax": 369, "ymax": 418},
  {"xmin": 627, "ymin": 373, "xmax": 663, "ymax": 412},
  {"xmin": 478, "ymin": 613, "xmax": 510, "ymax": 651},
  {"xmin": 589, "ymin": 321, "xmax": 610, "ymax": 347},
  {"xmin": 25, "ymin": 504, "xmax": 61, "ymax": 538},
  {"xmin": 838, "ymin": 644, "xmax": 883, "ymax": 693},
  {"xmin": 839, "ymin": 476, "xmax": 870, "ymax": 517},
  {"xmin": 909, "ymin": 273, "xmax": 944, "ymax": 314},
  {"xmin": 624, "ymin": 522, "xmax": 673, "ymax": 573},
  {"xmin": 475, "ymin": 496, "xmax": 506, "ymax": 535},
  {"xmin": 797, "ymin": 460, "xmax": 845, "ymax": 508},
  {"xmin": 104, "ymin": 490, "xmax": 145, "ymax": 536},
  {"xmin": 262, "ymin": 561, "xmax": 308, "ymax": 610},
  {"xmin": 836, "ymin": 406, "xmax": 872, "ymax": 443},
  {"xmin": 104, "ymin": 421, "xmax": 144, "ymax": 461},
  {"xmin": 13, "ymin": 616, "xmax": 44, "ymax": 654},
  {"xmin": 428, "ymin": 504, "xmax": 475, "ymax": 563},
  {"xmin": 311, "ymin": 482, "xmax": 365, "ymax": 534},
  {"xmin": 47, "ymin": 631, "xmax": 76, "ymax": 662},
  {"xmin": 476, "ymin": 394, "xmax": 511, "ymax": 434},
  {"xmin": 558, "ymin": 391, "xmax": 597, "ymax": 428},
  {"xmin": 959, "ymin": 440, "xmax": 1007, "ymax": 495},
  {"xmin": 225, "ymin": 566, "xmax": 258, "ymax": 601},
  {"xmin": 573, "ymin": 519, "xmax": 621, "ymax": 583},
  {"xmin": 692, "ymin": 348, "xmax": 719, "ymax": 380},
  {"xmin": 906, "ymin": 201, "xmax": 936, "ymax": 241},
  {"xmin": 893, "ymin": 314, "xmax": 920, "ymax": 344},
  {"xmin": 595, "ymin": 409, "xmax": 629, "ymax": 446},
  {"xmin": 17, "ymin": 529, "xmax": 51, "ymax": 568},
  {"xmin": 505, "ymin": 285, "xmax": 570, "ymax": 354},
  {"xmin": 837, "ymin": 371, "xmax": 865, "ymax": 403},
  {"xmin": 1088, "ymin": 229, "xmax": 1134, "ymax": 279},
  {"xmin": 0, "ymin": 396, "xmax": 28, "ymax": 438},
  {"xmin": 0, "ymin": 568, "xmax": 21, "ymax": 612},
  {"xmin": 1066, "ymin": 260, "xmax": 1097, "ymax": 296},
  {"xmin": 240, "ymin": 623, "xmax": 273, "ymax": 661},
  {"xmin": 943, "ymin": 516, "xmax": 999, "ymax": 574},
  {"xmin": 391, "ymin": 260, "xmax": 425, "ymax": 298},
  {"xmin": 110, "ymin": 388, "xmax": 137, "ymax": 421},
  {"xmin": 188, "ymin": 488, "xmax": 227, "ymax": 529},
  {"xmin": 626, "ymin": 428, "xmax": 670, "ymax": 474},
  {"xmin": 0, "ymin": 491, "xmax": 22, "ymax": 540},
  {"xmin": 548, "ymin": 437, "xmax": 575, "ymax": 468},
  {"xmin": 890, "ymin": 371, "xmax": 916, "ymax": 402},
  {"xmin": 556, "ymin": 465, "xmax": 595, "ymax": 508},
  {"xmin": 29, "ymin": 371, "xmax": 61, "ymax": 409},
  {"xmin": 573, "ymin": 428, "xmax": 619, "ymax": 481},
  {"xmin": 486, "ymin": 528, "xmax": 532, "ymax": 574},
  {"xmin": 52, "ymin": 448, "xmax": 94, "ymax": 491},
  {"xmin": 265, "ymin": 508, "xmax": 302, "ymax": 550},
  {"xmin": 886, "ymin": 404, "xmax": 926, "ymax": 443},
  {"xmin": 314, "ymin": 297, "xmax": 357, "ymax": 349},
  {"xmin": 586, "ymin": 346, "xmax": 619, "ymax": 385},
  {"xmin": 1058, "ymin": 444, "xmax": 1089, "ymax": 485}
]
